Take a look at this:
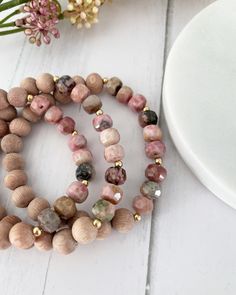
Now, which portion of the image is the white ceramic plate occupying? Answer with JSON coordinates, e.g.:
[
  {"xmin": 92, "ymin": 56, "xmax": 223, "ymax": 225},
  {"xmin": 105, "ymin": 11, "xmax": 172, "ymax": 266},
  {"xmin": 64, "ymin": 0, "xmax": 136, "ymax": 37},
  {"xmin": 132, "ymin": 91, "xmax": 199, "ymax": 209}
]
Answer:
[{"xmin": 163, "ymin": 0, "xmax": 236, "ymax": 208}]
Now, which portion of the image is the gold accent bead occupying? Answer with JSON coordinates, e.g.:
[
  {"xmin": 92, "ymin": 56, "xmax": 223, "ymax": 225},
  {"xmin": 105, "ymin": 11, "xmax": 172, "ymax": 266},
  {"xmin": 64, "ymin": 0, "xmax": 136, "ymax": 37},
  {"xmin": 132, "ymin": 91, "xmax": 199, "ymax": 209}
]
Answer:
[
  {"xmin": 33, "ymin": 226, "xmax": 43, "ymax": 237},
  {"xmin": 134, "ymin": 213, "xmax": 142, "ymax": 222},
  {"xmin": 143, "ymin": 106, "xmax": 150, "ymax": 111},
  {"xmin": 82, "ymin": 180, "xmax": 89, "ymax": 186},
  {"xmin": 96, "ymin": 109, "xmax": 103, "ymax": 116},
  {"xmin": 27, "ymin": 94, "xmax": 34, "ymax": 103},
  {"xmin": 53, "ymin": 75, "xmax": 59, "ymax": 82},
  {"xmin": 93, "ymin": 219, "xmax": 102, "ymax": 229},
  {"xmin": 115, "ymin": 160, "xmax": 123, "ymax": 168},
  {"xmin": 155, "ymin": 158, "xmax": 162, "ymax": 165},
  {"xmin": 72, "ymin": 130, "xmax": 79, "ymax": 136},
  {"xmin": 103, "ymin": 77, "xmax": 108, "ymax": 84}
]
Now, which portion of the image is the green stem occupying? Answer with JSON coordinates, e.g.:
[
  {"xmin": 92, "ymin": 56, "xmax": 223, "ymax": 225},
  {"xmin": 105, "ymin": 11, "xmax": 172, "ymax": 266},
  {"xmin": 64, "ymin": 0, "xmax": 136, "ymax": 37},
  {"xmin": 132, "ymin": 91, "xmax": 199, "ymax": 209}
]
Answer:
[
  {"xmin": 0, "ymin": 9, "xmax": 20, "ymax": 24},
  {"xmin": 58, "ymin": 13, "xmax": 64, "ymax": 20},
  {"xmin": 0, "ymin": 0, "xmax": 28, "ymax": 12},
  {"xmin": 0, "ymin": 21, "xmax": 15, "ymax": 27},
  {"xmin": 0, "ymin": 27, "xmax": 24, "ymax": 35}
]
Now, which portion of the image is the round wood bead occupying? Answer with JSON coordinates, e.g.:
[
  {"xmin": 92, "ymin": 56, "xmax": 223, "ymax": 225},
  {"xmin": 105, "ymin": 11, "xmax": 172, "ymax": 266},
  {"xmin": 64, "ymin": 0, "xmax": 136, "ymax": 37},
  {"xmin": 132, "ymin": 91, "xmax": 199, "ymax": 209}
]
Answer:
[
  {"xmin": 82, "ymin": 95, "xmax": 102, "ymax": 114},
  {"xmin": 53, "ymin": 229, "xmax": 77, "ymax": 255},
  {"xmin": 0, "ymin": 216, "xmax": 21, "ymax": 249},
  {"xmin": 0, "ymin": 205, "xmax": 6, "ymax": 221},
  {"xmin": 22, "ymin": 106, "xmax": 41, "ymax": 123},
  {"xmin": 36, "ymin": 73, "xmax": 55, "ymax": 93},
  {"xmin": 9, "ymin": 117, "xmax": 31, "ymax": 137},
  {"xmin": 9, "ymin": 222, "xmax": 35, "ymax": 249},
  {"xmin": 112, "ymin": 208, "xmax": 135, "ymax": 234},
  {"xmin": 4, "ymin": 170, "xmax": 27, "ymax": 190},
  {"xmin": 116, "ymin": 86, "xmax": 133, "ymax": 104},
  {"xmin": 67, "ymin": 210, "xmax": 90, "ymax": 228},
  {"xmin": 2, "ymin": 153, "xmax": 25, "ymax": 172},
  {"xmin": 86, "ymin": 73, "xmax": 103, "ymax": 94},
  {"xmin": 1, "ymin": 134, "xmax": 23, "ymax": 153},
  {"xmin": 0, "ymin": 106, "xmax": 17, "ymax": 121},
  {"xmin": 53, "ymin": 196, "xmax": 77, "ymax": 220},
  {"xmin": 7, "ymin": 87, "xmax": 27, "ymax": 107},
  {"xmin": 73, "ymin": 75, "xmax": 85, "ymax": 85},
  {"xmin": 12, "ymin": 185, "xmax": 35, "ymax": 208},
  {"xmin": 0, "ymin": 119, "xmax": 9, "ymax": 137},
  {"xmin": 97, "ymin": 222, "xmax": 112, "ymax": 240},
  {"xmin": 34, "ymin": 232, "xmax": 52, "ymax": 251},
  {"xmin": 72, "ymin": 217, "xmax": 97, "ymax": 244},
  {"xmin": 0, "ymin": 89, "xmax": 9, "ymax": 110},
  {"xmin": 20, "ymin": 77, "xmax": 39, "ymax": 95},
  {"xmin": 27, "ymin": 197, "xmax": 50, "ymax": 221},
  {"xmin": 2, "ymin": 215, "xmax": 21, "ymax": 225}
]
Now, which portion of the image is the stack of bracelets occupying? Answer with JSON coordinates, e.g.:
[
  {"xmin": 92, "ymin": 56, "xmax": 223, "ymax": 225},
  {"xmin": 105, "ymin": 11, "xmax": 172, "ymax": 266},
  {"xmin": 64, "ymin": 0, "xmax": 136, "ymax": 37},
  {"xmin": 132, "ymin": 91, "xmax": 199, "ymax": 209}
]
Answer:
[{"xmin": 0, "ymin": 73, "xmax": 167, "ymax": 255}]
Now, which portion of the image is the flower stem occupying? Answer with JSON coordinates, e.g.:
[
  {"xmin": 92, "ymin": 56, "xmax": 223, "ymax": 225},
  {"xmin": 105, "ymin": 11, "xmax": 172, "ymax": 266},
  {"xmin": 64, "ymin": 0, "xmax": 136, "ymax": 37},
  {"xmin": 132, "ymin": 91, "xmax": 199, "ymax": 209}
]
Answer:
[
  {"xmin": 0, "ymin": 21, "xmax": 15, "ymax": 27},
  {"xmin": 0, "ymin": 9, "xmax": 20, "ymax": 24},
  {"xmin": 0, "ymin": 0, "xmax": 28, "ymax": 12},
  {"xmin": 0, "ymin": 27, "xmax": 24, "ymax": 35}
]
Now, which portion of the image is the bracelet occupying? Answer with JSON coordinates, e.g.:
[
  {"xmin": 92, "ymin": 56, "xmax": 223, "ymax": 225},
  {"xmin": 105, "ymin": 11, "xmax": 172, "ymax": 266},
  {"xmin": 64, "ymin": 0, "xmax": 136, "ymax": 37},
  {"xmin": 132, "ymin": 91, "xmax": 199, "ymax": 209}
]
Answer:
[{"xmin": 0, "ymin": 73, "xmax": 167, "ymax": 255}]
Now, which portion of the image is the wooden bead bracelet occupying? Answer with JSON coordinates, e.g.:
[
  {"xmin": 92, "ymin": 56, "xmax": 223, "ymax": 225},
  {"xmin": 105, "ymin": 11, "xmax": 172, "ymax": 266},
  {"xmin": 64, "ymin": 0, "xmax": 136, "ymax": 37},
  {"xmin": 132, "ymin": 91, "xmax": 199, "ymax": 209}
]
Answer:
[{"xmin": 0, "ymin": 73, "xmax": 167, "ymax": 255}]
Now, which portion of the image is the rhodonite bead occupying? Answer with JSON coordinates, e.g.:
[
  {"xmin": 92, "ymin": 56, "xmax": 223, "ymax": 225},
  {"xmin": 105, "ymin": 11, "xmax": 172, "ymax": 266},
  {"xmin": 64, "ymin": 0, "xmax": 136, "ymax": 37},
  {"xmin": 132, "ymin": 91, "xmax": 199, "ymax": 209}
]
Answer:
[
  {"xmin": 76, "ymin": 163, "xmax": 94, "ymax": 181},
  {"xmin": 139, "ymin": 110, "xmax": 158, "ymax": 127},
  {"xmin": 92, "ymin": 199, "xmax": 115, "ymax": 222},
  {"xmin": 145, "ymin": 164, "xmax": 167, "ymax": 183},
  {"xmin": 140, "ymin": 181, "xmax": 161, "ymax": 199},
  {"xmin": 57, "ymin": 117, "xmax": 75, "ymax": 134},
  {"xmin": 133, "ymin": 195, "xmax": 154, "ymax": 214},
  {"xmin": 53, "ymin": 196, "xmax": 77, "ymax": 220},
  {"xmin": 105, "ymin": 77, "xmax": 122, "ymax": 96},
  {"xmin": 145, "ymin": 140, "xmax": 166, "ymax": 159},
  {"xmin": 22, "ymin": 106, "xmax": 41, "ymax": 123},
  {"xmin": 128, "ymin": 94, "xmax": 147, "ymax": 112},
  {"xmin": 71, "ymin": 84, "xmax": 90, "ymax": 103},
  {"xmin": 9, "ymin": 222, "xmax": 35, "ymax": 249},
  {"xmin": 55, "ymin": 75, "xmax": 76, "ymax": 95},
  {"xmin": 104, "ymin": 144, "xmax": 125, "ymax": 163},
  {"xmin": 93, "ymin": 114, "xmax": 113, "ymax": 132},
  {"xmin": 72, "ymin": 216, "xmax": 97, "ymax": 244},
  {"xmin": 82, "ymin": 95, "xmax": 102, "ymax": 114},
  {"xmin": 68, "ymin": 134, "xmax": 87, "ymax": 151},
  {"xmin": 73, "ymin": 75, "xmax": 85, "ymax": 85},
  {"xmin": 30, "ymin": 95, "xmax": 51, "ymax": 116},
  {"xmin": 116, "ymin": 86, "xmax": 133, "ymax": 104},
  {"xmin": 73, "ymin": 149, "xmax": 93, "ymax": 165},
  {"xmin": 112, "ymin": 208, "xmax": 135, "ymax": 233},
  {"xmin": 143, "ymin": 125, "xmax": 162, "ymax": 142},
  {"xmin": 36, "ymin": 73, "xmax": 55, "ymax": 93},
  {"xmin": 105, "ymin": 166, "xmax": 127, "ymax": 185},
  {"xmin": 102, "ymin": 184, "xmax": 123, "ymax": 205},
  {"xmin": 20, "ymin": 77, "xmax": 39, "ymax": 95},
  {"xmin": 37, "ymin": 208, "xmax": 61, "ymax": 233},
  {"xmin": 0, "ymin": 89, "xmax": 9, "ymax": 110},
  {"xmin": 7, "ymin": 87, "xmax": 27, "ymax": 107},
  {"xmin": 53, "ymin": 228, "xmax": 77, "ymax": 255},
  {"xmin": 86, "ymin": 73, "xmax": 103, "ymax": 94},
  {"xmin": 67, "ymin": 181, "xmax": 88, "ymax": 203},
  {"xmin": 44, "ymin": 106, "xmax": 63, "ymax": 124},
  {"xmin": 100, "ymin": 128, "xmax": 120, "ymax": 147}
]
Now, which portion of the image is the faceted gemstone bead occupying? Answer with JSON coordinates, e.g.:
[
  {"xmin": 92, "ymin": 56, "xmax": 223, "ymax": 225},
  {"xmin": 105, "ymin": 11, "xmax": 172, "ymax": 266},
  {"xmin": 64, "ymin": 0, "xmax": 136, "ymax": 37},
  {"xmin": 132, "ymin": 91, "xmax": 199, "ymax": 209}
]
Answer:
[
  {"xmin": 143, "ymin": 125, "xmax": 162, "ymax": 142},
  {"xmin": 145, "ymin": 140, "xmax": 166, "ymax": 159},
  {"xmin": 30, "ymin": 95, "xmax": 51, "ymax": 116},
  {"xmin": 71, "ymin": 84, "xmax": 90, "ymax": 103},
  {"xmin": 53, "ymin": 196, "xmax": 77, "ymax": 220},
  {"xmin": 133, "ymin": 195, "xmax": 154, "ymax": 214},
  {"xmin": 105, "ymin": 166, "xmax": 127, "ymax": 185},
  {"xmin": 86, "ymin": 73, "xmax": 103, "ymax": 94},
  {"xmin": 73, "ymin": 149, "xmax": 93, "ymax": 165},
  {"xmin": 76, "ymin": 163, "xmax": 94, "ymax": 181},
  {"xmin": 92, "ymin": 199, "xmax": 115, "ymax": 222},
  {"xmin": 101, "ymin": 184, "xmax": 123, "ymax": 205},
  {"xmin": 82, "ymin": 95, "xmax": 102, "ymax": 114},
  {"xmin": 67, "ymin": 181, "xmax": 88, "ymax": 203},
  {"xmin": 93, "ymin": 114, "xmax": 113, "ymax": 132},
  {"xmin": 145, "ymin": 164, "xmax": 167, "ymax": 183},
  {"xmin": 55, "ymin": 75, "xmax": 76, "ymax": 95},
  {"xmin": 37, "ymin": 208, "xmax": 61, "ymax": 233},
  {"xmin": 116, "ymin": 86, "xmax": 133, "ymax": 104},
  {"xmin": 68, "ymin": 134, "xmax": 87, "ymax": 151},
  {"xmin": 128, "ymin": 94, "xmax": 147, "ymax": 112},
  {"xmin": 44, "ymin": 106, "xmax": 63, "ymax": 124},
  {"xmin": 57, "ymin": 117, "xmax": 75, "ymax": 134},
  {"xmin": 140, "ymin": 181, "xmax": 161, "ymax": 199},
  {"xmin": 104, "ymin": 144, "xmax": 125, "ymax": 163},
  {"xmin": 105, "ymin": 77, "xmax": 122, "ymax": 96},
  {"xmin": 139, "ymin": 110, "xmax": 158, "ymax": 127},
  {"xmin": 100, "ymin": 128, "xmax": 120, "ymax": 147}
]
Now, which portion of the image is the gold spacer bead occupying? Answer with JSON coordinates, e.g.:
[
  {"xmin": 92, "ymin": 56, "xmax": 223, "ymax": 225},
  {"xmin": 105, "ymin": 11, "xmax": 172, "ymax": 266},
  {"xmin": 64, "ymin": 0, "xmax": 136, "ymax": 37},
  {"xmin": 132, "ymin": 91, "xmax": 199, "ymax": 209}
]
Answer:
[
  {"xmin": 27, "ymin": 94, "xmax": 34, "ymax": 103},
  {"xmin": 72, "ymin": 130, "xmax": 79, "ymax": 136},
  {"xmin": 115, "ymin": 160, "xmax": 123, "ymax": 168},
  {"xmin": 103, "ymin": 77, "xmax": 109, "ymax": 84},
  {"xmin": 155, "ymin": 158, "xmax": 162, "ymax": 165},
  {"xmin": 53, "ymin": 75, "xmax": 59, "ymax": 82},
  {"xmin": 33, "ymin": 226, "xmax": 43, "ymax": 237},
  {"xmin": 134, "ymin": 213, "xmax": 142, "ymax": 222},
  {"xmin": 143, "ymin": 106, "xmax": 150, "ymax": 112},
  {"xmin": 93, "ymin": 219, "xmax": 102, "ymax": 229},
  {"xmin": 96, "ymin": 109, "xmax": 103, "ymax": 116},
  {"xmin": 82, "ymin": 180, "xmax": 89, "ymax": 186}
]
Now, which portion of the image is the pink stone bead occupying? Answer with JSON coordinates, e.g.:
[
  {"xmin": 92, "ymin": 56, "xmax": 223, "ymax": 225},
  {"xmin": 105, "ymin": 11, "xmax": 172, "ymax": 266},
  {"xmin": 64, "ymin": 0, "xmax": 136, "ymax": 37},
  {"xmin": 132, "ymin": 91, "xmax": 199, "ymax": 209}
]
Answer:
[
  {"xmin": 145, "ymin": 140, "xmax": 166, "ymax": 159},
  {"xmin": 133, "ymin": 195, "xmax": 154, "ymax": 215},
  {"xmin": 104, "ymin": 144, "xmax": 125, "ymax": 163},
  {"xmin": 68, "ymin": 134, "xmax": 87, "ymax": 151},
  {"xmin": 44, "ymin": 106, "xmax": 63, "ymax": 124},
  {"xmin": 73, "ymin": 149, "xmax": 93, "ymax": 165},
  {"xmin": 71, "ymin": 84, "xmax": 90, "ymax": 103},
  {"xmin": 116, "ymin": 86, "xmax": 133, "ymax": 104},
  {"xmin": 102, "ymin": 184, "xmax": 123, "ymax": 205},
  {"xmin": 128, "ymin": 94, "xmax": 147, "ymax": 112},
  {"xmin": 93, "ymin": 114, "xmax": 113, "ymax": 132},
  {"xmin": 100, "ymin": 128, "xmax": 120, "ymax": 147},
  {"xmin": 67, "ymin": 181, "xmax": 88, "ymax": 203},
  {"xmin": 145, "ymin": 164, "xmax": 167, "ymax": 183},
  {"xmin": 143, "ymin": 125, "xmax": 162, "ymax": 142},
  {"xmin": 30, "ymin": 95, "xmax": 51, "ymax": 116},
  {"xmin": 57, "ymin": 117, "xmax": 75, "ymax": 134}
]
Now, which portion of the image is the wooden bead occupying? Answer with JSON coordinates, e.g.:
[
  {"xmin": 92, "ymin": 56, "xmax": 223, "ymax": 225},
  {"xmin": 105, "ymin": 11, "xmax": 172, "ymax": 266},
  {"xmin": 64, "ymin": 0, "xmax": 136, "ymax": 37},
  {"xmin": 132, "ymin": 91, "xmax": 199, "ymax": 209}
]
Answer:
[
  {"xmin": 0, "ymin": 119, "xmax": 9, "ymax": 137},
  {"xmin": 2, "ymin": 215, "xmax": 21, "ymax": 225},
  {"xmin": 0, "ymin": 89, "xmax": 9, "ymax": 110},
  {"xmin": 2, "ymin": 153, "xmax": 25, "ymax": 172},
  {"xmin": 53, "ymin": 196, "xmax": 76, "ymax": 220},
  {"xmin": 4, "ymin": 170, "xmax": 27, "ymax": 190},
  {"xmin": 12, "ymin": 185, "xmax": 35, "ymax": 208},
  {"xmin": 9, "ymin": 117, "xmax": 31, "ymax": 137},
  {"xmin": 1, "ymin": 134, "xmax": 23, "ymax": 153},
  {"xmin": 0, "ymin": 216, "xmax": 21, "ymax": 249},
  {"xmin": 0, "ymin": 106, "xmax": 17, "ymax": 121},
  {"xmin": 67, "ymin": 210, "xmax": 90, "ymax": 228},
  {"xmin": 9, "ymin": 222, "xmax": 35, "ymax": 249},
  {"xmin": 22, "ymin": 106, "xmax": 41, "ymax": 123},
  {"xmin": 0, "ymin": 205, "xmax": 6, "ymax": 221},
  {"xmin": 27, "ymin": 197, "xmax": 50, "ymax": 221},
  {"xmin": 53, "ymin": 229, "xmax": 77, "ymax": 255},
  {"xmin": 34, "ymin": 232, "xmax": 52, "ymax": 251},
  {"xmin": 112, "ymin": 208, "xmax": 135, "ymax": 233},
  {"xmin": 72, "ymin": 217, "xmax": 97, "ymax": 244},
  {"xmin": 86, "ymin": 73, "xmax": 103, "ymax": 94},
  {"xmin": 7, "ymin": 87, "xmax": 27, "ymax": 107},
  {"xmin": 54, "ymin": 89, "xmax": 71, "ymax": 104},
  {"xmin": 97, "ymin": 222, "xmax": 112, "ymax": 240},
  {"xmin": 20, "ymin": 77, "xmax": 39, "ymax": 95},
  {"xmin": 73, "ymin": 75, "xmax": 85, "ymax": 85},
  {"xmin": 36, "ymin": 73, "xmax": 55, "ymax": 93}
]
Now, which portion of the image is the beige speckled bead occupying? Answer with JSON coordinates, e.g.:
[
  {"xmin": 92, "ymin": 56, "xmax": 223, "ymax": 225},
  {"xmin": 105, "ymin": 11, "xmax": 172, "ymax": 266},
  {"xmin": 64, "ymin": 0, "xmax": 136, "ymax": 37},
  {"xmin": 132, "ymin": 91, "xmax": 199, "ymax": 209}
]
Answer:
[
  {"xmin": 67, "ymin": 210, "xmax": 90, "ymax": 228},
  {"xmin": 104, "ymin": 144, "xmax": 125, "ymax": 163},
  {"xmin": 71, "ymin": 84, "xmax": 90, "ymax": 103},
  {"xmin": 9, "ymin": 222, "xmax": 35, "ymax": 249},
  {"xmin": 22, "ymin": 106, "xmax": 41, "ymax": 123},
  {"xmin": 7, "ymin": 87, "xmax": 27, "ymax": 107},
  {"xmin": 72, "ymin": 216, "xmax": 97, "ymax": 244},
  {"xmin": 73, "ymin": 75, "xmax": 85, "ymax": 85},
  {"xmin": 100, "ymin": 128, "xmax": 120, "ymax": 147},
  {"xmin": 53, "ymin": 229, "xmax": 77, "ymax": 255},
  {"xmin": 0, "ymin": 119, "xmax": 9, "ymax": 137},
  {"xmin": 3, "ymin": 153, "xmax": 25, "ymax": 172},
  {"xmin": 105, "ymin": 77, "xmax": 122, "ymax": 96},
  {"xmin": 34, "ymin": 232, "xmax": 52, "ymax": 251},
  {"xmin": 20, "ymin": 77, "xmax": 39, "ymax": 95},
  {"xmin": 54, "ymin": 89, "xmax": 71, "ymax": 104},
  {"xmin": 0, "ymin": 216, "xmax": 21, "ymax": 250},
  {"xmin": 1, "ymin": 134, "xmax": 23, "ymax": 153},
  {"xmin": 143, "ymin": 125, "xmax": 162, "ymax": 142},
  {"xmin": 36, "ymin": 73, "xmax": 55, "ymax": 93},
  {"xmin": 9, "ymin": 117, "xmax": 31, "ymax": 137},
  {"xmin": 0, "ymin": 105, "xmax": 17, "ymax": 121},
  {"xmin": 86, "ymin": 73, "xmax": 103, "ymax": 94},
  {"xmin": 82, "ymin": 95, "xmax": 102, "ymax": 114},
  {"xmin": 97, "ymin": 222, "xmax": 112, "ymax": 240},
  {"xmin": 116, "ymin": 86, "xmax": 133, "ymax": 104},
  {"xmin": 0, "ymin": 89, "xmax": 9, "ymax": 110},
  {"xmin": 53, "ymin": 196, "xmax": 77, "ymax": 220},
  {"xmin": 27, "ymin": 197, "xmax": 50, "ymax": 221},
  {"xmin": 112, "ymin": 208, "xmax": 135, "ymax": 234},
  {"xmin": 0, "ymin": 206, "xmax": 6, "ymax": 221},
  {"xmin": 4, "ymin": 170, "xmax": 27, "ymax": 190},
  {"xmin": 12, "ymin": 185, "xmax": 35, "ymax": 208}
]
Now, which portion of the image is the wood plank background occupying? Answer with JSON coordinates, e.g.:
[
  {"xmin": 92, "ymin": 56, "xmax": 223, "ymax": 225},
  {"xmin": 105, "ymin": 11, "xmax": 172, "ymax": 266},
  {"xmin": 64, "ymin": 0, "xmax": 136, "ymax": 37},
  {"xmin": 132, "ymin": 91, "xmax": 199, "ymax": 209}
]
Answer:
[{"xmin": 1, "ymin": 0, "xmax": 236, "ymax": 294}]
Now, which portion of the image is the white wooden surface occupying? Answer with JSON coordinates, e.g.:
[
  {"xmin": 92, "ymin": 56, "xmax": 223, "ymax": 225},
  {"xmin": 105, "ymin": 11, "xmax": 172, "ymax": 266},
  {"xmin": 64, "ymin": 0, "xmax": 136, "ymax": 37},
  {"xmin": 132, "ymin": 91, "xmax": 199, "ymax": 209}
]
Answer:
[{"xmin": 1, "ymin": 1, "xmax": 235, "ymax": 294}]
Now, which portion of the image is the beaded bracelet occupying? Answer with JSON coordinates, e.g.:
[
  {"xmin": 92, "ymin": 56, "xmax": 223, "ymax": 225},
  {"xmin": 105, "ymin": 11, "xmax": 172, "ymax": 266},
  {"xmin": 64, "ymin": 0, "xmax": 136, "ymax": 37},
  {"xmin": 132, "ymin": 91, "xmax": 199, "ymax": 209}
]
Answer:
[{"xmin": 0, "ymin": 73, "xmax": 167, "ymax": 255}]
